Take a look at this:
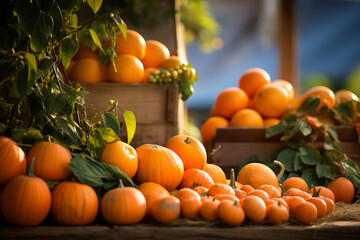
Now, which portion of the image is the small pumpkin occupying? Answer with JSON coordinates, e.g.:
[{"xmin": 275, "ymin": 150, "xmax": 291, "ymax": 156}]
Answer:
[
  {"xmin": 0, "ymin": 159, "xmax": 51, "ymax": 226},
  {"xmin": 101, "ymin": 181, "xmax": 146, "ymax": 225},
  {"xmin": 0, "ymin": 136, "xmax": 27, "ymax": 186},
  {"xmin": 150, "ymin": 196, "xmax": 180, "ymax": 223},
  {"xmin": 180, "ymin": 168, "xmax": 214, "ymax": 189},
  {"xmin": 27, "ymin": 141, "xmax": 72, "ymax": 181},
  {"xmin": 217, "ymin": 200, "xmax": 245, "ymax": 225},
  {"xmin": 165, "ymin": 135, "xmax": 207, "ymax": 170},
  {"xmin": 135, "ymin": 144, "xmax": 184, "ymax": 191},
  {"xmin": 137, "ymin": 182, "xmax": 170, "ymax": 219},
  {"xmin": 51, "ymin": 181, "xmax": 99, "ymax": 225},
  {"xmin": 203, "ymin": 163, "xmax": 226, "ymax": 184},
  {"xmin": 101, "ymin": 141, "xmax": 138, "ymax": 178}
]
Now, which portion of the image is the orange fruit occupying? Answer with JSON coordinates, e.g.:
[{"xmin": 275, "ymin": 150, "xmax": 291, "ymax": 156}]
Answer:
[
  {"xmin": 263, "ymin": 118, "xmax": 280, "ymax": 127},
  {"xmin": 294, "ymin": 202, "xmax": 317, "ymax": 225},
  {"xmin": 230, "ymin": 108, "xmax": 263, "ymax": 127},
  {"xmin": 247, "ymin": 189, "xmax": 270, "ymax": 202},
  {"xmin": 142, "ymin": 68, "xmax": 160, "ymax": 83},
  {"xmin": 334, "ymin": 90, "xmax": 359, "ymax": 103},
  {"xmin": 266, "ymin": 202, "xmax": 290, "ymax": 224},
  {"xmin": 200, "ymin": 116, "xmax": 229, "ymax": 143},
  {"xmin": 307, "ymin": 197, "xmax": 327, "ymax": 218},
  {"xmin": 253, "ymin": 84, "xmax": 290, "ymax": 118},
  {"xmin": 203, "ymin": 163, "xmax": 227, "ymax": 184},
  {"xmin": 141, "ymin": 40, "xmax": 170, "ymax": 68},
  {"xmin": 327, "ymin": 177, "xmax": 355, "ymax": 203},
  {"xmin": 160, "ymin": 56, "xmax": 187, "ymax": 69},
  {"xmin": 68, "ymin": 58, "xmax": 102, "ymax": 83},
  {"xmin": 209, "ymin": 105, "xmax": 220, "ymax": 117},
  {"xmin": 237, "ymin": 163, "xmax": 279, "ymax": 189},
  {"xmin": 104, "ymin": 30, "xmax": 146, "ymax": 60},
  {"xmin": 242, "ymin": 195, "xmax": 266, "ymax": 223},
  {"xmin": 107, "ymin": 54, "xmax": 144, "ymax": 83},
  {"xmin": 73, "ymin": 42, "xmax": 99, "ymax": 61},
  {"xmin": 282, "ymin": 177, "xmax": 309, "ymax": 192},
  {"xmin": 298, "ymin": 86, "xmax": 336, "ymax": 109},
  {"xmin": 272, "ymin": 79, "xmax": 295, "ymax": 101},
  {"xmin": 256, "ymin": 184, "xmax": 281, "ymax": 199},
  {"xmin": 282, "ymin": 195, "xmax": 305, "ymax": 214},
  {"xmin": 238, "ymin": 68, "xmax": 271, "ymax": 99},
  {"xmin": 214, "ymin": 87, "xmax": 249, "ymax": 119}
]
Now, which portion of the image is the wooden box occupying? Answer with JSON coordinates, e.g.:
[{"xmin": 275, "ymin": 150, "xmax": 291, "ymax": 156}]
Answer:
[
  {"xmin": 82, "ymin": 83, "xmax": 185, "ymax": 148},
  {"xmin": 207, "ymin": 126, "xmax": 360, "ymax": 177}
]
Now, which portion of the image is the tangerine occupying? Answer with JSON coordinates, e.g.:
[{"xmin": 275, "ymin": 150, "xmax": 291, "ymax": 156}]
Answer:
[
  {"xmin": 107, "ymin": 54, "xmax": 144, "ymax": 83},
  {"xmin": 214, "ymin": 87, "xmax": 249, "ymax": 119},
  {"xmin": 327, "ymin": 177, "xmax": 355, "ymax": 203},
  {"xmin": 230, "ymin": 108, "xmax": 263, "ymax": 127},
  {"xmin": 141, "ymin": 40, "xmax": 170, "ymax": 68},
  {"xmin": 200, "ymin": 116, "xmax": 229, "ymax": 143},
  {"xmin": 238, "ymin": 68, "xmax": 271, "ymax": 99},
  {"xmin": 68, "ymin": 58, "xmax": 102, "ymax": 83}
]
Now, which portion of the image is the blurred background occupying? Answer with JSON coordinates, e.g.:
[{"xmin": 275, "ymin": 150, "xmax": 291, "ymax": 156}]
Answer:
[{"xmin": 102, "ymin": 0, "xmax": 360, "ymax": 138}]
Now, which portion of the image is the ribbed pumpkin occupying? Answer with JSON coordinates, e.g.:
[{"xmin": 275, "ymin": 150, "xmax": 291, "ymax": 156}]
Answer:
[
  {"xmin": 101, "ymin": 141, "xmax": 138, "ymax": 178},
  {"xmin": 138, "ymin": 182, "xmax": 170, "ymax": 219},
  {"xmin": 0, "ymin": 136, "xmax": 27, "ymax": 186},
  {"xmin": 134, "ymin": 144, "xmax": 184, "ymax": 191},
  {"xmin": 180, "ymin": 168, "xmax": 214, "ymax": 189},
  {"xmin": 165, "ymin": 135, "xmax": 207, "ymax": 170},
  {"xmin": 1, "ymin": 160, "xmax": 51, "ymax": 226},
  {"xmin": 51, "ymin": 181, "xmax": 99, "ymax": 225},
  {"xmin": 101, "ymin": 182, "xmax": 146, "ymax": 225},
  {"xmin": 203, "ymin": 163, "xmax": 226, "ymax": 184},
  {"xmin": 27, "ymin": 141, "xmax": 72, "ymax": 181}
]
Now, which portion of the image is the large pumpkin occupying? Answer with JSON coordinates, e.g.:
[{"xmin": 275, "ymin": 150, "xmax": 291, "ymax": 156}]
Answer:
[
  {"xmin": 165, "ymin": 135, "xmax": 207, "ymax": 170},
  {"xmin": 0, "ymin": 136, "xmax": 27, "ymax": 186},
  {"xmin": 51, "ymin": 181, "xmax": 99, "ymax": 225},
  {"xmin": 134, "ymin": 144, "xmax": 184, "ymax": 191},
  {"xmin": 101, "ymin": 184, "xmax": 146, "ymax": 225},
  {"xmin": 137, "ymin": 182, "xmax": 170, "ymax": 219},
  {"xmin": 27, "ymin": 141, "xmax": 72, "ymax": 181},
  {"xmin": 101, "ymin": 141, "xmax": 138, "ymax": 178},
  {"xmin": 1, "ymin": 174, "xmax": 51, "ymax": 226}
]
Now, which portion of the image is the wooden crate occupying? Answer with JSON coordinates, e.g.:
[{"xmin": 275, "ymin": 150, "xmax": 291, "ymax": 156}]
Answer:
[
  {"xmin": 207, "ymin": 126, "xmax": 360, "ymax": 177},
  {"xmin": 82, "ymin": 83, "xmax": 185, "ymax": 148}
]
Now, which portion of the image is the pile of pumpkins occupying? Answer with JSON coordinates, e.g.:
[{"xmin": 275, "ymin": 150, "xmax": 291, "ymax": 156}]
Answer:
[{"xmin": 0, "ymin": 134, "xmax": 349, "ymax": 227}]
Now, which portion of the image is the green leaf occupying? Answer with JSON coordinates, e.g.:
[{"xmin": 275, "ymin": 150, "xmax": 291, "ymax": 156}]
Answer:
[
  {"xmin": 282, "ymin": 114, "xmax": 297, "ymax": 125},
  {"xmin": 87, "ymin": 28, "xmax": 104, "ymax": 53},
  {"xmin": 297, "ymin": 96, "xmax": 320, "ymax": 113},
  {"xmin": 49, "ymin": 0, "xmax": 63, "ymax": 35},
  {"xmin": 102, "ymin": 163, "xmax": 136, "ymax": 188},
  {"xmin": 276, "ymin": 148, "xmax": 296, "ymax": 172},
  {"xmin": 123, "ymin": 110, "xmax": 136, "ymax": 144},
  {"xmin": 56, "ymin": 116, "xmax": 82, "ymax": 146},
  {"xmin": 325, "ymin": 125, "xmax": 339, "ymax": 142},
  {"xmin": 102, "ymin": 112, "xmax": 120, "ymax": 136},
  {"xmin": 299, "ymin": 119, "xmax": 312, "ymax": 136},
  {"xmin": 299, "ymin": 146, "xmax": 320, "ymax": 166},
  {"xmin": 87, "ymin": 0, "xmax": 103, "ymax": 14},
  {"xmin": 87, "ymin": 128, "xmax": 119, "ymax": 160},
  {"xmin": 341, "ymin": 159, "xmax": 360, "ymax": 195},
  {"xmin": 316, "ymin": 163, "xmax": 332, "ymax": 179},
  {"xmin": 265, "ymin": 123, "xmax": 285, "ymax": 138},
  {"xmin": 301, "ymin": 169, "xmax": 321, "ymax": 187},
  {"xmin": 27, "ymin": 88, "xmax": 45, "ymax": 118},
  {"xmin": 0, "ymin": 25, "xmax": 19, "ymax": 50},
  {"xmin": 293, "ymin": 152, "xmax": 305, "ymax": 172},
  {"xmin": 60, "ymin": 36, "xmax": 79, "ymax": 70},
  {"xmin": 56, "ymin": 0, "xmax": 79, "ymax": 11},
  {"xmin": 30, "ymin": 12, "xmax": 54, "ymax": 52},
  {"xmin": 10, "ymin": 128, "xmax": 43, "ymax": 143},
  {"xmin": 14, "ymin": 0, "xmax": 40, "ymax": 34},
  {"xmin": 324, "ymin": 135, "xmax": 336, "ymax": 150},
  {"xmin": 109, "ymin": 12, "xmax": 127, "ymax": 35},
  {"xmin": 288, "ymin": 172, "xmax": 300, "ymax": 178},
  {"xmin": 15, "ymin": 61, "xmax": 27, "ymax": 97},
  {"xmin": 45, "ymin": 92, "xmax": 69, "ymax": 115},
  {"xmin": 36, "ymin": 57, "xmax": 52, "ymax": 79}
]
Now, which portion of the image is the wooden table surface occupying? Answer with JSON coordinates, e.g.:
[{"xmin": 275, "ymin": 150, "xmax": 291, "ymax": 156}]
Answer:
[{"xmin": 1, "ymin": 220, "xmax": 360, "ymax": 240}]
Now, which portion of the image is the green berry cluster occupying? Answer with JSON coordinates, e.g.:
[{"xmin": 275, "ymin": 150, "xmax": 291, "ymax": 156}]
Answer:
[{"xmin": 147, "ymin": 64, "xmax": 196, "ymax": 84}]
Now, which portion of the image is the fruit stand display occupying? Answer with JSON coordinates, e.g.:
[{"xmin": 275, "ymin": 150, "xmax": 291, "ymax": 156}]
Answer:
[{"xmin": 1, "ymin": 0, "xmax": 360, "ymax": 240}]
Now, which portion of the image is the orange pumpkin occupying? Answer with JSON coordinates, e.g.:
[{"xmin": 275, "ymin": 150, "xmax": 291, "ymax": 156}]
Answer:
[
  {"xmin": 101, "ymin": 183, "xmax": 146, "ymax": 225},
  {"xmin": 217, "ymin": 199, "xmax": 245, "ymax": 225},
  {"xmin": 207, "ymin": 184, "xmax": 235, "ymax": 197},
  {"xmin": 180, "ymin": 168, "xmax": 214, "ymax": 189},
  {"xmin": 51, "ymin": 181, "xmax": 98, "ymax": 225},
  {"xmin": 137, "ymin": 182, "xmax": 170, "ymax": 219},
  {"xmin": 135, "ymin": 144, "xmax": 184, "ymax": 191},
  {"xmin": 0, "ymin": 136, "xmax": 27, "ymax": 186},
  {"xmin": 151, "ymin": 196, "xmax": 181, "ymax": 223},
  {"xmin": 0, "ymin": 160, "xmax": 51, "ymax": 226},
  {"xmin": 27, "ymin": 141, "xmax": 72, "ymax": 181},
  {"xmin": 203, "ymin": 163, "xmax": 226, "ymax": 184},
  {"xmin": 101, "ymin": 141, "xmax": 138, "ymax": 178},
  {"xmin": 165, "ymin": 135, "xmax": 207, "ymax": 170}
]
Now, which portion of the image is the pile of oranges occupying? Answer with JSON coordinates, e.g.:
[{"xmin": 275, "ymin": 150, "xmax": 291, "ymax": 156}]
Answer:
[
  {"xmin": 200, "ymin": 67, "xmax": 359, "ymax": 144},
  {"xmin": 66, "ymin": 29, "xmax": 188, "ymax": 84}
]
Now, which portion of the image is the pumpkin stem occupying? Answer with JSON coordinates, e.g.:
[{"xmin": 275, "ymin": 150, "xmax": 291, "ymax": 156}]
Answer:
[
  {"xmin": 229, "ymin": 168, "xmax": 236, "ymax": 189},
  {"xmin": 279, "ymin": 183, "xmax": 286, "ymax": 198},
  {"xmin": 191, "ymin": 182, "xmax": 200, "ymax": 188},
  {"xmin": 118, "ymin": 179, "xmax": 125, "ymax": 188},
  {"xmin": 274, "ymin": 160, "xmax": 285, "ymax": 181},
  {"xmin": 233, "ymin": 200, "xmax": 238, "ymax": 206},
  {"xmin": 184, "ymin": 137, "xmax": 191, "ymax": 144},
  {"xmin": 310, "ymin": 185, "xmax": 321, "ymax": 197},
  {"xmin": 28, "ymin": 157, "xmax": 36, "ymax": 178}
]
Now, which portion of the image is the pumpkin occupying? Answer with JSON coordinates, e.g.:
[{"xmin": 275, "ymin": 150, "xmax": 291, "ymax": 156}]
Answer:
[
  {"xmin": 165, "ymin": 135, "xmax": 206, "ymax": 170},
  {"xmin": 0, "ymin": 136, "xmax": 27, "ymax": 186},
  {"xmin": 134, "ymin": 144, "xmax": 184, "ymax": 191},
  {"xmin": 180, "ymin": 168, "xmax": 214, "ymax": 189},
  {"xmin": 101, "ymin": 182, "xmax": 146, "ymax": 225},
  {"xmin": 101, "ymin": 141, "xmax": 138, "ymax": 178},
  {"xmin": 207, "ymin": 184, "xmax": 235, "ymax": 197},
  {"xmin": 138, "ymin": 182, "xmax": 170, "ymax": 219},
  {"xmin": 203, "ymin": 163, "xmax": 226, "ymax": 184},
  {"xmin": 27, "ymin": 141, "xmax": 72, "ymax": 181},
  {"xmin": 51, "ymin": 181, "xmax": 99, "ymax": 225},
  {"xmin": 0, "ymin": 160, "xmax": 51, "ymax": 226},
  {"xmin": 150, "ymin": 196, "xmax": 180, "ymax": 223},
  {"xmin": 217, "ymin": 200, "xmax": 245, "ymax": 225}
]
